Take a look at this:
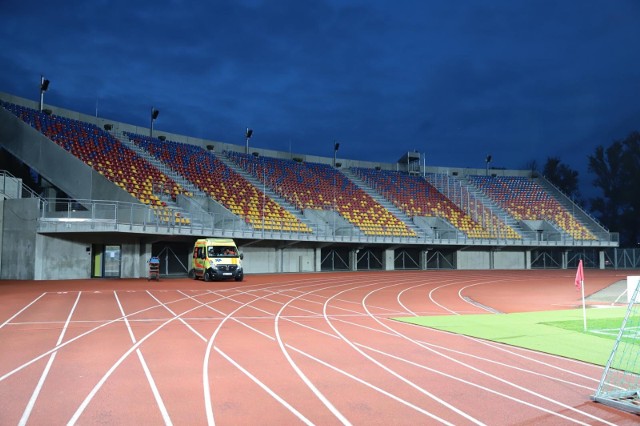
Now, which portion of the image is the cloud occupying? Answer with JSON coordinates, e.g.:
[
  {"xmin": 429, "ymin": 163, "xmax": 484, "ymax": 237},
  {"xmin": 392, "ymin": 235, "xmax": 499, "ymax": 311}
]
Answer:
[{"xmin": 1, "ymin": 0, "xmax": 640, "ymax": 177}]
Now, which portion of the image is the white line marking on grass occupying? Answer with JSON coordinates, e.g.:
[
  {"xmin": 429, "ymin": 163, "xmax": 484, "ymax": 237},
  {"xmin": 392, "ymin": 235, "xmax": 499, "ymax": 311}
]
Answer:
[
  {"xmin": 115, "ymin": 291, "xmax": 172, "ymax": 426},
  {"xmin": 19, "ymin": 291, "xmax": 81, "ymax": 426}
]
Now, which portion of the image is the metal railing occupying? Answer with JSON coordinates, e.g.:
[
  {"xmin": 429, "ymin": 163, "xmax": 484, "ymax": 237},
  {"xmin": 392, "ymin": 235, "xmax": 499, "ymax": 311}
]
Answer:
[
  {"xmin": 35, "ymin": 198, "xmax": 619, "ymax": 247},
  {"xmin": 0, "ymin": 170, "xmax": 44, "ymax": 200}
]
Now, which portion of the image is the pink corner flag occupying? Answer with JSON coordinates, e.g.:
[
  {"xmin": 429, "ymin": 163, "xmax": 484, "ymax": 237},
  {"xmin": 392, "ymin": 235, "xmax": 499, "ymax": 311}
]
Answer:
[{"xmin": 575, "ymin": 259, "xmax": 584, "ymax": 290}]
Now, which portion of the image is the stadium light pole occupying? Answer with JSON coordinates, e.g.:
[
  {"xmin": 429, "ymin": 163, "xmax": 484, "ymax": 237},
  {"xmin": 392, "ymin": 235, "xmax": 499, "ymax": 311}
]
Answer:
[
  {"xmin": 485, "ymin": 154, "xmax": 492, "ymax": 176},
  {"xmin": 39, "ymin": 75, "xmax": 50, "ymax": 112},
  {"xmin": 333, "ymin": 141, "xmax": 340, "ymax": 167},
  {"xmin": 150, "ymin": 107, "xmax": 159, "ymax": 138},
  {"xmin": 245, "ymin": 128, "xmax": 253, "ymax": 155}
]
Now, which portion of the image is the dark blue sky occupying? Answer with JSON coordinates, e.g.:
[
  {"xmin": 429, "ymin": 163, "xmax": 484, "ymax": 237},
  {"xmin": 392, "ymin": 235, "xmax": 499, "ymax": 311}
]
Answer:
[{"xmin": 2, "ymin": 0, "xmax": 640, "ymax": 181}]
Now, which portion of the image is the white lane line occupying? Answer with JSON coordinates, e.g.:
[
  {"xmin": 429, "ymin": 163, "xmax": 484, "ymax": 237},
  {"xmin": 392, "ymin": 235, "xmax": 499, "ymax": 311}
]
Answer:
[
  {"xmin": 323, "ymin": 281, "xmax": 479, "ymax": 425},
  {"xmin": 67, "ymin": 291, "xmax": 234, "ymax": 426},
  {"xmin": 214, "ymin": 347, "xmax": 314, "ymax": 426},
  {"xmin": 360, "ymin": 288, "xmax": 618, "ymax": 426},
  {"xmin": 420, "ymin": 325, "xmax": 601, "ymax": 386},
  {"xmin": 286, "ymin": 343, "xmax": 460, "ymax": 420},
  {"xmin": 0, "ymin": 290, "xmax": 214, "ymax": 384},
  {"xmin": 358, "ymin": 343, "xmax": 590, "ymax": 424},
  {"xmin": 273, "ymin": 283, "xmax": 354, "ymax": 426},
  {"xmin": 0, "ymin": 292, "xmax": 47, "ymax": 328},
  {"xmin": 209, "ymin": 282, "xmax": 603, "ymax": 422},
  {"xmin": 176, "ymin": 288, "xmax": 349, "ymax": 425},
  {"xmin": 202, "ymin": 280, "xmax": 351, "ymax": 426},
  {"xmin": 19, "ymin": 291, "xmax": 81, "ymax": 426},
  {"xmin": 195, "ymin": 286, "xmax": 471, "ymax": 422},
  {"xmin": 266, "ymin": 280, "xmax": 600, "ymax": 392},
  {"xmin": 147, "ymin": 291, "xmax": 207, "ymax": 342},
  {"xmin": 114, "ymin": 291, "xmax": 172, "ymax": 426}
]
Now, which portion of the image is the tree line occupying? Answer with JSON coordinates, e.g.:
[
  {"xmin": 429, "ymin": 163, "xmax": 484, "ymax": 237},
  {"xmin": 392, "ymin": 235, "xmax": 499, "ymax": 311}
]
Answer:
[{"xmin": 543, "ymin": 131, "xmax": 640, "ymax": 247}]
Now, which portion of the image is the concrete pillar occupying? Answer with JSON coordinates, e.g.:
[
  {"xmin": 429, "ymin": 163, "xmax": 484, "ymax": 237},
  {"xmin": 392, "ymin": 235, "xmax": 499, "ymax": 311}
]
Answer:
[
  {"xmin": 383, "ymin": 249, "xmax": 394, "ymax": 271},
  {"xmin": 350, "ymin": 249, "xmax": 359, "ymax": 271},
  {"xmin": 315, "ymin": 247, "xmax": 322, "ymax": 272},
  {"xmin": 562, "ymin": 251, "xmax": 569, "ymax": 269},
  {"xmin": 141, "ymin": 242, "xmax": 153, "ymax": 278},
  {"xmin": 599, "ymin": 250, "xmax": 605, "ymax": 269},
  {"xmin": 420, "ymin": 249, "xmax": 430, "ymax": 270},
  {"xmin": 525, "ymin": 250, "xmax": 532, "ymax": 269}
]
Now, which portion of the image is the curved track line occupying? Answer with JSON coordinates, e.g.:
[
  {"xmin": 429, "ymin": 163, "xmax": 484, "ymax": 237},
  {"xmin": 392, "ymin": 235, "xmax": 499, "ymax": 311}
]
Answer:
[
  {"xmin": 183, "ymin": 287, "xmax": 470, "ymax": 424},
  {"xmin": 321, "ymin": 280, "xmax": 479, "ymax": 425},
  {"xmin": 67, "ymin": 291, "xmax": 237, "ymax": 425},
  {"xmin": 0, "ymin": 289, "xmax": 219, "ymax": 383},
  {"xmin": 214, "ymin": 347, "xmax": 314, "ymax": 425},
  {"xmin": 117, "ymin": 291, "xmax": 172, "ymax": 426},
  {"xmin": 424, "ymin": 326, "xmax": 601, "ymax": 385},
  {"xmin": 202, "ymin": 278, "xmax": 350, "ymax": 426},
  {"xmin": 360, "ymin": 286, "xmax": 617, "ymax": 425},
  {"xmin": 273, "ymin": 282, "xmax": 369, "ymax": 426}
]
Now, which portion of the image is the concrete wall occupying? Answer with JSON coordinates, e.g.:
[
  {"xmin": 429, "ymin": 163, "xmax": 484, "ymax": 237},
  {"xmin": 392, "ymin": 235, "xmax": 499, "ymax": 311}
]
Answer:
[
  {"xmin": 35, "ymin": 235, "xmax": 92, "ymax": 280},
  {"xmin": 456, "ymin": 250, "xmax": 491, "ymax": 270},
  {"xmin": 494, "ymin": 251, "xmax": 526, "ymax": 269},
  {"xmin": 240, "ymin": 246, "xmax": 317, "ymax": 273},
  {"xmin": 278, "ymin": 247, "xmax": 317, "ymax": 272},
  {"xmin": 241, "ymin": 247, "xmax": 278, "ymax": 273},
  {"xmin": 1, "ymin": 198, "xmax": 39, "ymax": 279}
]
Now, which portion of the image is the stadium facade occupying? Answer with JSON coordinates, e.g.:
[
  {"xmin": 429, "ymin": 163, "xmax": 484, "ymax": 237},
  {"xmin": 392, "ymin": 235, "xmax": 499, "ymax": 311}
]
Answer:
[{"xmin": 0, "ymin": 92, "xmax": 620, "ymax": 280}]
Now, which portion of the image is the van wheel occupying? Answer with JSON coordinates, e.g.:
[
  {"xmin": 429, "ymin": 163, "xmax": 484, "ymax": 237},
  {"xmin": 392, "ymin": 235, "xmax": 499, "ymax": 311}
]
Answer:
[
  {"xmin": 235, "ymin": 275, "xmax": 244, "ymax": 282},
  {"xmin": 204, "ymin": 270, "xmax": 212, "ymax": 282}
]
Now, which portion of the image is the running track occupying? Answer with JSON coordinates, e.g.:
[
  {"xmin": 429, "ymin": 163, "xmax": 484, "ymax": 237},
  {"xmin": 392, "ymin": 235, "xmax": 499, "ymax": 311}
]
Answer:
[{"xmin": 1, "ymin": 270, "xmax": 638, "ymax": 425}]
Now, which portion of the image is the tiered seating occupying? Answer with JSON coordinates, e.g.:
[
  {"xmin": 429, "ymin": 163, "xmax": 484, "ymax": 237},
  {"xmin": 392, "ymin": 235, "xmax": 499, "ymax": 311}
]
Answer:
[
  {"xmin": 125, "ymin": 133, "xmax": 311, "ymax": 233},
  {"xmin": 468, "ymin": 175, "xmax": 595, "ymax": 240},
  {"xmin": 227, "ymin": 152, "xmax": 416, "ymax": 237},
  {"xmin": 352, "ymin": 168, "xmax": 506, "ymax": 238},
  {"xmin": 1, "ymin": 102, "xmax": 189, "ymax": 225}
]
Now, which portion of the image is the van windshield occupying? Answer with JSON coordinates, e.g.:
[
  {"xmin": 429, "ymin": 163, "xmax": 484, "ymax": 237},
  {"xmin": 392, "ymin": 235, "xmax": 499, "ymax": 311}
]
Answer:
[{"xmin": 208, "ymin": 246, "xmax": 237, "ymax": 257}]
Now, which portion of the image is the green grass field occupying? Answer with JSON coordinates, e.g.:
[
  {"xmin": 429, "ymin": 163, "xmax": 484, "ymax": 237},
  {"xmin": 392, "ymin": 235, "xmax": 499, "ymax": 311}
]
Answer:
[{"xmin": 394, "ymin": 307, "xmax": 636, "ymax": 366}]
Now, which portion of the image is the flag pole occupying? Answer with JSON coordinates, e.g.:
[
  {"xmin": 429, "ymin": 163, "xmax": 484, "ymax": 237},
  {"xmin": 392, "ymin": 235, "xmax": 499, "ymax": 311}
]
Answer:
[
  {"xmin": 581, "ymin": 277, "xmax": 587, "ymax": 332},
  {"xmin": 575, "ymin": 259, "xmax": 587, "ymax": 332}
]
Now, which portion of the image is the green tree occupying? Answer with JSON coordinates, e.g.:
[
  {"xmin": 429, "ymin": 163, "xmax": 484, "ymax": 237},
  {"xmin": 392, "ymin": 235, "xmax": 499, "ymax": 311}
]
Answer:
[
  {"xmin": 542, "ymin": 157, "xmax": 580, "ymax": 201},
  {"xmin": 588, "ymin": 131, "xmax": 640, "ymax": 246}
]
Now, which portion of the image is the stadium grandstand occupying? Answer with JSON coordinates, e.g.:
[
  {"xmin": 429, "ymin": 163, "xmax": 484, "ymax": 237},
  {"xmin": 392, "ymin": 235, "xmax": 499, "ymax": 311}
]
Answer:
[{"xmin": 0, "ymin": 91, "xmax": 623, "ymax": 280}]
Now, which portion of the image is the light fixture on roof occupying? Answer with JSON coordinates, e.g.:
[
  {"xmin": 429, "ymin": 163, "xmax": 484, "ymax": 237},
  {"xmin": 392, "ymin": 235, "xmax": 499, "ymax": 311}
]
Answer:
[
  {"xmin": 333, "ymin": 141, "xmax": 340, "ymax": 167},
  {"xmin": 486, "ymin": 154, "xmax": 492, "ymax": 176},
  {"xmin": 150, "ymin": 107, "xmax": 160, "ymax": 138},
  {"xmin": 39, "ymin": 75, "xmax": 50, "ymax": 112},
  {"xmin": 245, "ymin": 128, "xmax": 253, "ymax": 154}
]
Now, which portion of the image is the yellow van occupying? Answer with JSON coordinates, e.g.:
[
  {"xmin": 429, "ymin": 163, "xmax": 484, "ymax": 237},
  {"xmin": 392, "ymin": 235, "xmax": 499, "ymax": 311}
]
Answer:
[{"xmin": 191, "ymin": 238, "xmax": 244, "ymax": 281}]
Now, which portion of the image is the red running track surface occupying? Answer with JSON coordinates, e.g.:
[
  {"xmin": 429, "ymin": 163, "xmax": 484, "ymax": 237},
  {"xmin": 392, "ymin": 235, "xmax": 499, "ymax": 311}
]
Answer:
[{"xmin": 0, "ymin": 269, "xmax": 638, "ymax": 425}]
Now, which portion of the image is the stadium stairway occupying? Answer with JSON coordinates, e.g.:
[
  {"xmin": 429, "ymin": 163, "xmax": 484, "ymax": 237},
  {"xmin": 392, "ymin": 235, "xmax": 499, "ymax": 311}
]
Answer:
[
  {"xmin": 442, "ymin": 174, "xmax": 526, "ymax": 238},
  {"xmin": 217, "ymin": 152, "xmax": 320, "ymax": 234},
  {"xmin": 111, "ymin": 131, "xmax": 199, "ymax": 225},
  {"xmin": 535, "ymin": 176, "xmax": 610, "ymax": 240},
  {"xmin": 116, "ymin": 132, "xmax": 248, "ymax": 230},
  {"xmin": 341, "ymin": 168, "xmax": 425, "ymax": 238}
]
